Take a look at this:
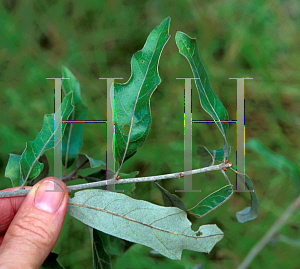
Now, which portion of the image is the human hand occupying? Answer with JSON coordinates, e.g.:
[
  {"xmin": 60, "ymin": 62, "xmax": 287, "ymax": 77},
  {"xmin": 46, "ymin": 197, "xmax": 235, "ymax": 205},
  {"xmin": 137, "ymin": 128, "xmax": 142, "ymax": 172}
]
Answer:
[{"xmin": 0, "ymin": 177, "xmax": 69, "ymax": 269}]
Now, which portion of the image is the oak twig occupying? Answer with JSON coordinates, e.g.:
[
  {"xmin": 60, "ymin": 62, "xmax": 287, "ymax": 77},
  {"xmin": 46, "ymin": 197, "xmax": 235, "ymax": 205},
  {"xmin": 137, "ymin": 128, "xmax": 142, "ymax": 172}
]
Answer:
[{"xmin": 0, "ymin": 162, "xmax": 232, "ymax": 198}]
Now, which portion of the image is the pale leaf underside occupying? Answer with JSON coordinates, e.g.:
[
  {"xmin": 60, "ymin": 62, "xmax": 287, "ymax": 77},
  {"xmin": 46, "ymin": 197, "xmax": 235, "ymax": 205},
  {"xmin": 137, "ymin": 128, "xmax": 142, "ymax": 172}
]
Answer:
[{"xmin": 67, "ymin": 189, "xmax": 224, "ymax": 260}]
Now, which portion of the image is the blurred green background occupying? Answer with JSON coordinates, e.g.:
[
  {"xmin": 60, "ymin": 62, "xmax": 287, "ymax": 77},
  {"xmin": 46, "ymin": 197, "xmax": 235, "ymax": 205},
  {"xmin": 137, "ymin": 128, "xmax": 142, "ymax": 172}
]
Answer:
[{"xmin": 0, "ymin": 0, "xmax": 299, "ymax": 268}]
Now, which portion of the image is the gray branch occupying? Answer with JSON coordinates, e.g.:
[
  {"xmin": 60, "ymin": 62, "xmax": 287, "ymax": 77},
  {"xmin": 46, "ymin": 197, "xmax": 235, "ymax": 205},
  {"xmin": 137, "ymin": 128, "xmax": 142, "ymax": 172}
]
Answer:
[{"xmin": 0, "ymin": 162, "xmax": 232, "ymax": 198}]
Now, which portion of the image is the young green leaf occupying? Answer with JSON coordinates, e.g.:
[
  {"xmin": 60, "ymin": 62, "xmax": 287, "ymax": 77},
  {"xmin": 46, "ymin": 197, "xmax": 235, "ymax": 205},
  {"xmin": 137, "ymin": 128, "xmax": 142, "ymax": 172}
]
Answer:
[
  {"xmin": 187, "ymin": 185, "xmax": 233, "ymax": 218},
  {"xmin": 30, "ymin": 154, "xmax": 49, "ymax": 185},
  {"xmin": 76, "ymin": 154, "xmax": 106, "ymax": 170},
  {"xmin": 5, "ymin": 154, "xmax": 49, "ymax": 187},
  {"xmin": 67, "ymin": 189, "xmax": 224, "ymax": 260},
  {"xmin": 61, "ymin": 66, "xmax": 88, "ymax": 168},
  {"xmin": 88, "ymin": 227, "xmax": 112, "ymax": 269},
  {"xmin": 175, "ymin": 31, "xmax": 229, "ymax": 150},
  {"xmin": 4, "ymin": 154, "xmax": 22, "ymax": 187},
  {"xmin": 114, "ymin": 17, "xmax": 170, "ymax": 167},
  {"xmin": 154, "ymin": 182, "xmax": 186, "ymax": 210},
  {"xmin": 197, "ymin": 146, "xmax": 232, "ymax": 167},
  {"xmin": 232, "ymin": 170, "xmax": 258, "ymax": 223},
  {"xmin": 20, "ymin": 92, "xmax": 74, "ymax": 185}
]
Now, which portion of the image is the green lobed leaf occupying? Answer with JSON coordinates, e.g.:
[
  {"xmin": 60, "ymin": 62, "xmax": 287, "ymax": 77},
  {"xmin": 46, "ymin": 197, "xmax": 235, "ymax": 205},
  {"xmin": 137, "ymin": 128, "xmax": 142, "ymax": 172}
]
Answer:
[
  {"xmin": 61, "ymin": 66, "xmax": 88, "ymax": 168},
  {"xmin": 20, "ymin": 92, "xmax": 74, "ymax": 183},
  {"xmin": 4, "ymin": 154, "xmax": 22, "ymax": 187},
  {"xmin": 114, "ymin": 17, "xmax": 170, "ymax": 166},
  {"xmin": 76, "ymin": 154, "xmax": 106, "ymax": 170},
  {"xmin": 246, "ymin": 138, "xmax": 300, "ymax": 193},
  {"xmin": 5, "ymin": 154, "xmax": 50, "ymax": 187},
  {"xmin": 232, "ymin": 170, "xmax": 258, "ymax": 223},
  {"xmin": 85, "ymin": 169, "xmax": 138, "ymax": 195},
  {"xmin": 67, "ymin": 189, "xmax": 224, "ymax": 260},
  {"xmin": 187, "ymin": 185, "xmax": 233, "ymax": 218},
  {"xmin": 88, "ymin": 227, "xmax": 112, "ymax": 269},
  {"xmin": 154, "ymin": 182, "xmax": 186, "ymax": 210},
  {"xmin": 30, "ymin": 154, "xmax": 50, "ymax": 185},
  {"xmin": 175, "ymin": 31, "xmax": 229, "ymax": 150},
  {"xmin": 40, "ymin": 252, "xmax": 65, "ymax": 269}
]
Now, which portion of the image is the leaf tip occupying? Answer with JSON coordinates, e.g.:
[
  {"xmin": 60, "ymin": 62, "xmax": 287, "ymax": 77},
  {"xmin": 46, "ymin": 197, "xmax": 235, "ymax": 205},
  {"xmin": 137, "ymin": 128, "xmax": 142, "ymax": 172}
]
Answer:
[
  {"xmin": 236, "ymin": 207, "xmax": 258, "ymax": 223},
  {"xmin": 61, "ymin": 65, "xmax": 68, "ymax": 75}
]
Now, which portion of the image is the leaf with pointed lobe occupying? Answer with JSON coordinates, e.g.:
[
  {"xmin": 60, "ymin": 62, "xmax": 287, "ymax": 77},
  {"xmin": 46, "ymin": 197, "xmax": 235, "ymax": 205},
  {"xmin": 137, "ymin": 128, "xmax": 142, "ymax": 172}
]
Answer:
[
  {"xmin": 176, "ymin": 31, "xmax": 229, "ymax": 155},
  {"xmin": 67, "ymin": 189, "xmax": 224, "ymax": 260},
  {"xmin": 113, "ymin": 17, "xmax": 170, "ymax": 167},
  {"xmin": 20, "ymin": 93, "xmax": 73, "ymax": 183}
]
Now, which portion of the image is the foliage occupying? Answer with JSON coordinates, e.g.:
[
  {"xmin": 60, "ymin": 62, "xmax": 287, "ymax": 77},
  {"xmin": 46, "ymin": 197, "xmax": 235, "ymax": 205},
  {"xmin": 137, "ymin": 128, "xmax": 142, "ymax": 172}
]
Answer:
[{"xmin": 2, "ymin": 17, "xmax": 258, "ymax": 268}]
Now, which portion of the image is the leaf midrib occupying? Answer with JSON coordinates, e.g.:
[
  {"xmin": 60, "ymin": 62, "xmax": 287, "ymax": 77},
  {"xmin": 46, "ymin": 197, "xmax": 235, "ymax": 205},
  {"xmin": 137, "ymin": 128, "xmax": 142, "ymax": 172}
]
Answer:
[
  {"xmin": 21, "ymin": 98, "xmax": 71, "ymax": 182},
  {"xmin": 69, "ymin": 201, "xmax": 223, "ymax": 240},
  {"xmin": 177, "ymin": 34, "xmax": 226, "ymax": 136},
  {"xmin": 119, "ymin": 24, "xmax": 166, "ymax": 167}
]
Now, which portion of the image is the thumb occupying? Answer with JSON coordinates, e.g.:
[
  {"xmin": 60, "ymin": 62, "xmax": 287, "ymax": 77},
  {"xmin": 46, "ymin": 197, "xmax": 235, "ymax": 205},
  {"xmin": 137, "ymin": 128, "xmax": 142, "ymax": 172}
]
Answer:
[{"xmin": 0, "ymin": 177, "xmax": 69, "ymax": 269}]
